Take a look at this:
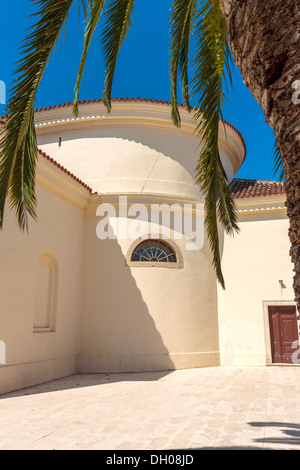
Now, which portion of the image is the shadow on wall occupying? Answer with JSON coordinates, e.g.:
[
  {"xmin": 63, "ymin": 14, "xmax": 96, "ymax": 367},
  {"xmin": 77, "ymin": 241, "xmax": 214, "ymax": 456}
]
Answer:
[
  {"xmin": 80, "ymin": 220, "xmax": 176, "ymax": 373},
  {"xmin": 37, "ymin": 126, "xmax": 200, "ymax": 195}
]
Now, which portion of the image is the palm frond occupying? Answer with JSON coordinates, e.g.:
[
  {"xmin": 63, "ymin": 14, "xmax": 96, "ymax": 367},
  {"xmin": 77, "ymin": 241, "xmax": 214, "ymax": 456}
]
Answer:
[
  {"xmin": 273, "ymin": 138, "xmax": 284, "ymax": 181},
  {"xmin": 8, "ymin": 115, "xmax": 37, "ymax": 229},
  {"xmin": 80, "ymin": 0, "xmax": 89, "ymax": 19},
  {"xmin": 169, "ymin": 0, "xmax": 198, "ymax": 126},
  {"xmin": 101, "ymin": 0, "xmax": 135, "ymax": 113},
  {"xmin": 73, "ymin": 0, "xmax": 105, "ymax": 117},
  {"xmin": 191, "ymin": 0, "xmax": 238, "ymax": 288},
  {"xmin": 0, "ymin": 0, "xmax": 76, "ymax": 230}
]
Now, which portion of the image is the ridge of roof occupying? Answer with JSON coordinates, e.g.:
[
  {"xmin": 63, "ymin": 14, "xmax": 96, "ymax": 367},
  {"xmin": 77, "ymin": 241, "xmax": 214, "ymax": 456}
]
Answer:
[
  {"xmin": 37, "ymin": 148, "xmax": 92, "ymax": 193},
  {"xmin": 0, "ymin": 121, "xmax": 92, "ymax": 192}
]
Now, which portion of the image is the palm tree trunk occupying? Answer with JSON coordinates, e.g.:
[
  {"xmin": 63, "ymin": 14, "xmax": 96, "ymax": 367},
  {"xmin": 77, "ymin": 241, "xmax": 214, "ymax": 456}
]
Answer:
[{"xmin": 222, "ymin": 0, "xmax": 300, "ymax": 311}]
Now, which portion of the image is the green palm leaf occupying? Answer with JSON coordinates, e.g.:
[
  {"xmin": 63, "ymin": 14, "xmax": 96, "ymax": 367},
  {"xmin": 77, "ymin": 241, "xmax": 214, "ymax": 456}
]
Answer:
[
  {"xmin": 273, "ymin": 139, "xmax": 284, "ymax": 181},
  {"xmin": 73, "ymin": 0, "xmax": 106, "ymax": 117},
  {"xmin": 0, "ymin": 0, "xmax": 77, "ymax": 230},
  {"xmin": 191, "ymin": 0, "xmax": 238, "ymax": 288},
  {"xmin": 169, "ymin": 0, "xmax": 199, "ymax": 127},
  {"xmin": 101, "ymin": 0, "xmax": 135, "ymax": 113}
]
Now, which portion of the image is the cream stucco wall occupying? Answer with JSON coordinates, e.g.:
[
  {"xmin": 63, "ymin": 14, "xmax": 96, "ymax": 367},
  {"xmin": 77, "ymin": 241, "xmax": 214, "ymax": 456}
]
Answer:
[{"xmin": 217, "ymin": 200, "xmax": 296, "ymax": 367}]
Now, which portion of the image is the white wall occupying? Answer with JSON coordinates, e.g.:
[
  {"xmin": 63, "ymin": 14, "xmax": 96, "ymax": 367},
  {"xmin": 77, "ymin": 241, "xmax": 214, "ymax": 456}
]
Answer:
[
  {"xmin": 0, "ymin": 180, "xmax": 85, "ymax": 394},
  {"xmin": 217, "ymin": 210, "xmax": 295, "ymax": 366}
]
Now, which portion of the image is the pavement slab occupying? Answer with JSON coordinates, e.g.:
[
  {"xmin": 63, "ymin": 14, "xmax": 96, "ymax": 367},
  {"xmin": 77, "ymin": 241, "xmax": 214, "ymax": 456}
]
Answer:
[{"xmin": 0, "ymin": 366, "xmax": 300, "ymax": 450}]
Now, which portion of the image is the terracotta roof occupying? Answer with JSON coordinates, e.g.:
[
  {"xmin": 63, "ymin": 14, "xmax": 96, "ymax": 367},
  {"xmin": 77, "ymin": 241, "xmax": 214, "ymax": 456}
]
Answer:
[
  {"xmin": 37, "ymin": 149, "xmax": 92, "ymax": 193},
  {"xmin": 34, "ymin": 97, "xmax": 176, "ymax": 113},
  {"xmin": 230, "ymin": 178, "xmax": 285, "ymax": 199}
]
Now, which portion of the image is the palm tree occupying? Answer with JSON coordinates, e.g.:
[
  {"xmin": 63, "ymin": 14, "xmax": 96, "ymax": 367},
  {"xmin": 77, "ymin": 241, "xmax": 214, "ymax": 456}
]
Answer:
[
  {"xmin": 222, "ymin": 0, "xmax": 300, "ymax": 312},
  {"xmin": 0, "ymin": 0, "xmax": 299, "ymax": 304}
]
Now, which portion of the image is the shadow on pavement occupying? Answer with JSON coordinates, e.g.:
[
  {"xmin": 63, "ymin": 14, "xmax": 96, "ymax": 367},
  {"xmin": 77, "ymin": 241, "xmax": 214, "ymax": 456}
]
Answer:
[
  {"xmin": 0, "ymin": 371, "xmax": 173, "ymax": 399},
  {"xmin": 178, "ymin": 422, "xmax": 300, "ymax": 450},
  {"xmin": 249, "ymin": 421, "xmax": 300, "ymax": 447}
]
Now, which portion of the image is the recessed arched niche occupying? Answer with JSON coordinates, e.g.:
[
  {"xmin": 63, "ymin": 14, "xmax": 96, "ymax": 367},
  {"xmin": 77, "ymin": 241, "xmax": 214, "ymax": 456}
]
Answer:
[{"xmin": 33, "ymin": 252, "xmax": 58, "ymax": 332}]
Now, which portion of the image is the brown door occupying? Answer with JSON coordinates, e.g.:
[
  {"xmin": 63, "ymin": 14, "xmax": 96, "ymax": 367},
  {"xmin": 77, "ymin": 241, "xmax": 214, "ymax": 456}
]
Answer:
[{"xmin": 269, "ymin": 305, "xmax": 299, "ymax": 363}]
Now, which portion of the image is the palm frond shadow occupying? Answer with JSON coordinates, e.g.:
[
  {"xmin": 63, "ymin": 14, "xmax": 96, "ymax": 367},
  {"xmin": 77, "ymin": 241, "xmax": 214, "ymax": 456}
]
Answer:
[
  {"xmin": 184, "ymin": 422, "xmax": 300, "ymax": 450},
  {"xmin": 249, "ymin": 421, "xmax": 300, "ymax": 446}
]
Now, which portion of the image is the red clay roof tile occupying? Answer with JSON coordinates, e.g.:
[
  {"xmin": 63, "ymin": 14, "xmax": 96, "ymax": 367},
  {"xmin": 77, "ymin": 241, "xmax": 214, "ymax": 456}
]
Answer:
[
  {"xmin": 230, "ymin": 178, "xmax": 285, "ymax": 199},
  {"xmin": 37, "ymin": 149, "xmax": 92, "ymax": 193},
  {"xmin": 0, "ymin": 121, "xmax": 92, "ymax": 192}
]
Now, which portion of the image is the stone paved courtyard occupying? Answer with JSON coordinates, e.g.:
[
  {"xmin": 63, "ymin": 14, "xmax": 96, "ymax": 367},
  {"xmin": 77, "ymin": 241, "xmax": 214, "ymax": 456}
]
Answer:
[{"xmin": 1, "ymin": 366, "xmax": 300, "ymax": 450}]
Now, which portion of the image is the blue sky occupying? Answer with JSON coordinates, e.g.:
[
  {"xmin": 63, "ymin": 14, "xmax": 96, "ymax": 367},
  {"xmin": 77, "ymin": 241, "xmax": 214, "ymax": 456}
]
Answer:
[{"xmin": 0, "ymin": 0, "xmax": 278, "ymax": 181}]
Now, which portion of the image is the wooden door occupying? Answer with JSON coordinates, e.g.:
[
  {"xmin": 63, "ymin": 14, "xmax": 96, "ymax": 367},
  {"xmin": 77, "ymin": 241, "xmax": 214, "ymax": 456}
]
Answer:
[{"xmin": 269, "ymin": 305, "xmax": 299, "ymax": 364}]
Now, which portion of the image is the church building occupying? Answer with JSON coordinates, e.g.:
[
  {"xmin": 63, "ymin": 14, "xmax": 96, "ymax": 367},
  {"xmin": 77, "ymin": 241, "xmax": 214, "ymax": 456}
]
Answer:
[{"xmin": 0, "ymin": 98, "xmax": 297, "ymax": 395}]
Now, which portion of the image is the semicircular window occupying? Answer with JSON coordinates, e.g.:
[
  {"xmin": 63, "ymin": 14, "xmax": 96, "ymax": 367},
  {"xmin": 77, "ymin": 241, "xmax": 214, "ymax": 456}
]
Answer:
[{"xmin": 131, "ymin": 239, "xmax": 177, "ymax": 263}]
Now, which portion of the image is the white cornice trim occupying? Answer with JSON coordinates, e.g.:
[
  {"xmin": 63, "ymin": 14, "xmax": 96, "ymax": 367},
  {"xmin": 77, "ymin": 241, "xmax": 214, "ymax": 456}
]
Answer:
[
  {"xmin": 35, "ymin": 154, "xmax": 287, "ymax": 217},
  {"xmin": 85, "ymin": 192, "xmax": 205, "ymax": 213},
  {"xmin": 235, "ymin": 194, "xmax": 287, "ymax": 215}
]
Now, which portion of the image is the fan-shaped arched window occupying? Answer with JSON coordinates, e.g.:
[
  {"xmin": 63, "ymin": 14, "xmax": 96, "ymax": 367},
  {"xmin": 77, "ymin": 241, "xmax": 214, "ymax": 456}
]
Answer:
[{"xmin": 131, "ymin": 239, "xmax": 177, "ymax": 263}]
